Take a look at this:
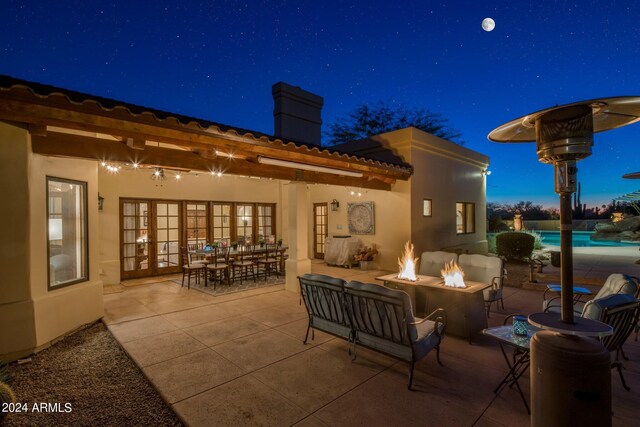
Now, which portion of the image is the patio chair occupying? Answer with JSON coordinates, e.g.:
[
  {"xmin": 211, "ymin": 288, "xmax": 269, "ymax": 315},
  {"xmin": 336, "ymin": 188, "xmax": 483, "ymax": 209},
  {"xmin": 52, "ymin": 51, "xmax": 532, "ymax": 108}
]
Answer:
[
  {"xmin": 180, "ymin": 247, "xmax": 205, "ymax": 289},
  {"xmin": 205, "ymin": 246, "xmax": 230, "ymax": 288},
  {"xmin": 231, "ymin": 244, "xmax": 256, "ymax": 285},
  {"xmin": 418, "ymin": 251, "xmax": 458, "ymax": 277},
  {"xmin": 458, "ymin": 254, "xmax": 506, "ymax": 317},
  {"xmin": 256, "ymin": 243, "xmax": 279, "ymax": 280},
  {"xmin": 187, "ymin": 242, "xmax": 208, "ymax": 266},
  {"xmin": 582, "ymin": 293, "xmax": 640, "ymax": 391},
  {"xmin": 543, "ymin": 274, "xmax": 639, "ymax": 315}
]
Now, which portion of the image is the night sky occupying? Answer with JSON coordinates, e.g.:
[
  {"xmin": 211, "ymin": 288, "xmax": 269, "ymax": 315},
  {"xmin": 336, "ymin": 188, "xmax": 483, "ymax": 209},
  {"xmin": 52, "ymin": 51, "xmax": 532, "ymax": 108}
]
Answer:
[{"xmin": 2, "ymin": 1, "xmax": 639, "ymax": 207}]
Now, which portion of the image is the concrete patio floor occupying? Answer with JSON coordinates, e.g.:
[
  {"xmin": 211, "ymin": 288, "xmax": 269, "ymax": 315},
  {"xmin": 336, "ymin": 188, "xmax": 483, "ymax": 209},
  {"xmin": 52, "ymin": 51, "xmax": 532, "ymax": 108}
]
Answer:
[{"xmin": 103, "ymin": 259, "xmax": 640, "ymax": 426}]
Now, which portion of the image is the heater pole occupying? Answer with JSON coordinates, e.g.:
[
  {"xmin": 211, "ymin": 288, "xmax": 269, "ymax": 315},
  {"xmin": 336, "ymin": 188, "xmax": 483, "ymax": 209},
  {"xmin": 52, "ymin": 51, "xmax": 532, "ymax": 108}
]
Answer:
[{"xmin": 559, "ymin": 193, "xmax": 574, "ymax": 324}]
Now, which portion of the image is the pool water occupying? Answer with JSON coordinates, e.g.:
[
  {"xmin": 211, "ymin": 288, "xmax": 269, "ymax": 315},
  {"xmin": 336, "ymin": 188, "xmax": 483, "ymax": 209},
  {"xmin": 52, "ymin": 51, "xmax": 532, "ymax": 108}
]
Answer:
[{"xmin": 538, "ymin": 231, "xmax": 640, "ymax": 247}]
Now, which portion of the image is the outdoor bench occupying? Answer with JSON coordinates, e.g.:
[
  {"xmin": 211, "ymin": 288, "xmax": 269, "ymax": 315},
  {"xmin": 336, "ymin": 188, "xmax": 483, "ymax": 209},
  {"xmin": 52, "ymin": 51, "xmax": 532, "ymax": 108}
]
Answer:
[{"xmin": 298, "ymin": 273, "xmax": 446, "ymax": 389}]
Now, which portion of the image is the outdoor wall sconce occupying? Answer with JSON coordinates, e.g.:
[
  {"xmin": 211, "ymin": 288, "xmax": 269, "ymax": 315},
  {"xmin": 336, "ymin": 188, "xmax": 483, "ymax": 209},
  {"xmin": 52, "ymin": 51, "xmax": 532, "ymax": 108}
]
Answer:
[
  {"xmin": 98, "ymin": 193, "xmax": 104, "ymax": 210},
  {"xmin": 482, "ymin": 169, "xmax": 491, "ymax": 176},
  {"xmin": 330, "ymin": 199, "xmax": 340, "ymax": 211}
]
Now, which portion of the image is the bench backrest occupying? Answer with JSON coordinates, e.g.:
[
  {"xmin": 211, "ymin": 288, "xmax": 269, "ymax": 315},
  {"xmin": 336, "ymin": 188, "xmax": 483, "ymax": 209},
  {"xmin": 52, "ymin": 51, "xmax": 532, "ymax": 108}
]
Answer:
[
  {"xmin": 419, "ymin": 251, "xmax": 458, "ymax": 277},
  {"xmin": 298, "ymin": 274, "xmax": 348, "ymax": 326},
  {"xmin": 343, "ymin": 280, "xmax": 415, "ymax": 346},
  {"xmin": 458, "ymin": 253, "xmax": 504, "ymax": 288}
]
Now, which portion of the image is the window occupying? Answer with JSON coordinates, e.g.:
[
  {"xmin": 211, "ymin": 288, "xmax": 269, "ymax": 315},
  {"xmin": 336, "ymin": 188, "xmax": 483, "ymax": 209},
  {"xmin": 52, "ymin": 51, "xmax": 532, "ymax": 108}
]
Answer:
[
  {"xmin": 211, "ymin": 203, "xmax": 231, "ymax": 245},
  {"xmin": 186, "ymin": 203, "xmax": 208, "ymax": 248},
  {"xmin": 236, "ymin": 204, "xmax": 253, "ymax": 245},
  {"xmin": 47, "ymin": 177, "xmax": 88, "ymax": 289},
  {"xmin": 423, "ymin": 199, "xmax": 432, "ymax": 217},
  {"xmin": 257, "ymin": 204, "xmax": 275, "ymax": 242},
  {"xmin": 456, "ymin": 202, "xmax": 475, "ymax": 234}
]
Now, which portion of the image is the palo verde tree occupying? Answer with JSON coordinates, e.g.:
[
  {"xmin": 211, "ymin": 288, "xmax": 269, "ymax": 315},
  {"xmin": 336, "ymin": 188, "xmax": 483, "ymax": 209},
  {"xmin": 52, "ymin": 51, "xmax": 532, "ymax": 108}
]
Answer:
[{"xmin": 325, "ymin": 102, "xmax": 463, "ymax": 145}]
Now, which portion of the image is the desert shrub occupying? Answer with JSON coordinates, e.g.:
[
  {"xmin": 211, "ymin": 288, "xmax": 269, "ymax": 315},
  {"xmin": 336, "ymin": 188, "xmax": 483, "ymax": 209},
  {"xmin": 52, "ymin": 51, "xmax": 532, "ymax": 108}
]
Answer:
[
  {"xmin": 496, "ymin": 231, "xmax": 535, "ymax": 260},
  {"xmin": 487, "ymin": 233, "xmax": 497, "ymax": 254},
  {"xmin": 523, "ymin": 230, "xmax": 543, "ymax": 250}
]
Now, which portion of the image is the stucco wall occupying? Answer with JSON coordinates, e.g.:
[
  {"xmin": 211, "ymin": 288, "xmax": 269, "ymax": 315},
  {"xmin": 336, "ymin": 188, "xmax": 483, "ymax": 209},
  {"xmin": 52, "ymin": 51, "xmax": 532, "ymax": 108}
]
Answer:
[
  {"xmin": 0, "ymin": 122, "xmax": 36, "ymax": 359},
  {"xmin": 0, "ymin": 122, "xmax": 104, "ymax": 360},
  {"xmin": 98, "ymin": 168, "xmax": 284, "ymax": 284},
  {"xmin": 308, "ymin": 180, "xmax": 411, "ymax": 271},
  {"xmin": 406, "ymin": 129, "xmax": 489, "ymax": 255}
]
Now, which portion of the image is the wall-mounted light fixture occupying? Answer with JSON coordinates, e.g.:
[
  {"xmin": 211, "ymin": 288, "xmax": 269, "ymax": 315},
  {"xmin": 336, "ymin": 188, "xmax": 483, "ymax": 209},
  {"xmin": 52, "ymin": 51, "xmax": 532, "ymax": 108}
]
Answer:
[
  {"xmin": 257, "ymin": 157, "xmax": 363, "ymax": 178},
  {"xmin": 98, "ymin": 193, "xmax": 104, "ymax": 210},
  {"xmin": 482, "ymin": 168, "xmax": 492, "ymax": 176},
  {"xmin": 330, "ymin": 199, "xmax": 340, "ymax": 211}
]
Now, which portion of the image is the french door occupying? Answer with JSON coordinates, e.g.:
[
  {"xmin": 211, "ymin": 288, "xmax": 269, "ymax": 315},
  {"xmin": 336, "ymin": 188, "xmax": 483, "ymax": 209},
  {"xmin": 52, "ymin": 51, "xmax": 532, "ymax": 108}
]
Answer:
[
  {"xmin": 120, "ymin": 199, "xmax": 182, "ymax": 279},
  {"xmin": 313, "ymin": 203, "xmax": 328, "ymax": 259}
]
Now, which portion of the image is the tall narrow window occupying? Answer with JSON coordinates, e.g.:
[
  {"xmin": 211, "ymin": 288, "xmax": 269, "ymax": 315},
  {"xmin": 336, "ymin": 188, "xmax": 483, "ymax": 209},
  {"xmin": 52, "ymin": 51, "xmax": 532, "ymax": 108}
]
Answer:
[
  {"xmin": 257, "ymin": 204, "xmax": 275, "ymax": 242},
  {"xmin": 456, "ymin": 202, "xmax": 475, "ymax": 234},
  {"xmin": 186, "ymin": 203, "xmax": 208, "ymax": 248},
  {"xmin": 236, "ymin": 204, "xmax": 253, "ymax": 245},
  {"xmin": 211, "ymin": 203, "xmax": 231, "ymax": 245},
  {"xmin": 47, "ymin": 177, "xmax": 88, "ymax": 289}
]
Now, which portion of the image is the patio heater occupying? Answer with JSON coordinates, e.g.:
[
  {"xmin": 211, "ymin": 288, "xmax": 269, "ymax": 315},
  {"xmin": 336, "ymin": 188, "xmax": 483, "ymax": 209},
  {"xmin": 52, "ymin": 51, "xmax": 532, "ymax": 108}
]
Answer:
[{"xmin": 489, "ymin": 96, "xmax": 640, "ymax": 427}]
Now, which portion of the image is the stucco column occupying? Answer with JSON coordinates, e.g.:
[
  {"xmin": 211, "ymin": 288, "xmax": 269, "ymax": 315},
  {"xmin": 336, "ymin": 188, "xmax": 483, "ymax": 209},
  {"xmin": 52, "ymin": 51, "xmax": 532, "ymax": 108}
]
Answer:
[{"xmin": 285, "ymin": 182, "xmax": 311, "ymax": 292}]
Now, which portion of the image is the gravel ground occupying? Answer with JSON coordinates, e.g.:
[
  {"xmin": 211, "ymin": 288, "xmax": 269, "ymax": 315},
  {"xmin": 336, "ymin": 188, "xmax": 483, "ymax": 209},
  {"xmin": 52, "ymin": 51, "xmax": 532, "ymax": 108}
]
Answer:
[{"xmin": 3, "ymin": 322, "xmax": 182, "ymax": 427}]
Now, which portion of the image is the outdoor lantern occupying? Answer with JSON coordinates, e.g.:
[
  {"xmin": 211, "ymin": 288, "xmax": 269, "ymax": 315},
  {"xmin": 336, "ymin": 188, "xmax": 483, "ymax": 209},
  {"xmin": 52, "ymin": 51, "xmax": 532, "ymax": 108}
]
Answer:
[
  {"xmin": 513, "ymin": 315, "xmax": 528, "ymax": 337},
  {"xmin": 98, "ymin": 193, "xmax": 104, "ymax": 210},
  {"xmin": 330, "ymin": 199, "xmax": 340, "ymax": 211}
]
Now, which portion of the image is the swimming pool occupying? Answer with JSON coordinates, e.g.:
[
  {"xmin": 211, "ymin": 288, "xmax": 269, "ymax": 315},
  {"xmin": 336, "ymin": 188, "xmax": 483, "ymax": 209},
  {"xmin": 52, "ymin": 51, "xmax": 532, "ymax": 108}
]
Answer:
[{"xmin": 538, "ymin": 231, "xmax": 640, "ymax": 247}]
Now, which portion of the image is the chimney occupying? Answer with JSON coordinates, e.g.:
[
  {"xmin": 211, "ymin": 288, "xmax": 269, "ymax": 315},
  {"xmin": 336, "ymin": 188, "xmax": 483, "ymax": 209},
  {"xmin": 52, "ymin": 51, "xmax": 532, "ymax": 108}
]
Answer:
[{"xmin": 272, "ymin": 82, "xmax": 324, "ymax": 146}]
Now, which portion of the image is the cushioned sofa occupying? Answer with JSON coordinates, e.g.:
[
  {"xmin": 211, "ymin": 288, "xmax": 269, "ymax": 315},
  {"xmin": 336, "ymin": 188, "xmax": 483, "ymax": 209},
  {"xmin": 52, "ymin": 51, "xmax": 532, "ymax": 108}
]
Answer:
[{"xmin": 298, "ymin": 273, "xmax": 446, "ymax": 389}]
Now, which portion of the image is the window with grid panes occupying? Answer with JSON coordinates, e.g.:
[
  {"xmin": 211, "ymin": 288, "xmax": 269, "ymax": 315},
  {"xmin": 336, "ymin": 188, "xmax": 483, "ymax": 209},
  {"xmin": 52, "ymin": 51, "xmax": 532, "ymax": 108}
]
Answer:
[
  {"xmin": 186, "ymin": 203, "xmax": 208, "ymax": 248},
  {"xmin": 236, "ymin": 204, "xmax": 253, "ymax": 245},
  {"xmin": 257, "ymin": 204, "xmax": 275, "ymax": 242},
  {"xmin": 211, "ymin": 203, "xmax": 231, "ymax": 245}
]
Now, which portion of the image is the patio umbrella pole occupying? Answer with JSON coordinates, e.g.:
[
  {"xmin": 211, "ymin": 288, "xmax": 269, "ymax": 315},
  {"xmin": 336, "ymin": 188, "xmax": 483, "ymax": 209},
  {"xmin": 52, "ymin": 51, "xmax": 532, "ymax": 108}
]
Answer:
[{"xmin": 559, "ymin": 191, "xmax": 574, "ymax": 324}]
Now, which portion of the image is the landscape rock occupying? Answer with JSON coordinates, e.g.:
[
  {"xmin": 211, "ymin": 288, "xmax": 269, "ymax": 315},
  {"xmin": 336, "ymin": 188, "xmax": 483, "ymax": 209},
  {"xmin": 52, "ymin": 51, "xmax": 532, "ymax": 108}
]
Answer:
[{"xmin": 592, "ymin": 216, "xmax": 640, "ymax": 242}]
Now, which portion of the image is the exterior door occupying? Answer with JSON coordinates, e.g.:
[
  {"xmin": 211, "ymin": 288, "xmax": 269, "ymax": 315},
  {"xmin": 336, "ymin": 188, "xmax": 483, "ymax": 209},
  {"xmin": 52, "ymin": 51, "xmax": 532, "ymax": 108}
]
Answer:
[
  {"xmin": 121, "ymin": 200, "xmax": 152, "ymax": 279},
  {"xmin": 153, "ymin": 201, "xmax": 182, "ymax": 274},
  {"xmin": 313, "ymin": 203, "xmax": 328, "ymax": 259},
  {"xmin": 120, "ymin": 199, "xmax": 182, "ymax": 279}
]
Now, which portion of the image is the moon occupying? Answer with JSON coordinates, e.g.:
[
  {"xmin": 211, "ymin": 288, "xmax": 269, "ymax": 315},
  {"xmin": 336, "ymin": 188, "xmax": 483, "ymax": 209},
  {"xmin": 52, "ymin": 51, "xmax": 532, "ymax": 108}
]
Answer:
[{"xmin": 482, "ymin": 17, "xmax": 495, "ymax": 32}]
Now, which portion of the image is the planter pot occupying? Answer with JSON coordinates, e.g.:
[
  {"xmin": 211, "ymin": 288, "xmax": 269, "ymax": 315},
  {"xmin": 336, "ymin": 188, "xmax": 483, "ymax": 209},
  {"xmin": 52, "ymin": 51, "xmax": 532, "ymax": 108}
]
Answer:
[{"xmin": 359, "ymin": 260, "xmax": 373, "ymax": 271}]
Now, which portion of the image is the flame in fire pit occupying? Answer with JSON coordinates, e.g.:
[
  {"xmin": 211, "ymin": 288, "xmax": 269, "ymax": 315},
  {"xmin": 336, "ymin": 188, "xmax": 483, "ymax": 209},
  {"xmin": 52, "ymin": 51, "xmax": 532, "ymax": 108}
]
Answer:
[
  {"xmin": 441, "ymin": 260, "xmax": 466, "ymax": 288},
  {"xmin": 398, "ymin": 241, "xmax": 419, "ymax": 281}
]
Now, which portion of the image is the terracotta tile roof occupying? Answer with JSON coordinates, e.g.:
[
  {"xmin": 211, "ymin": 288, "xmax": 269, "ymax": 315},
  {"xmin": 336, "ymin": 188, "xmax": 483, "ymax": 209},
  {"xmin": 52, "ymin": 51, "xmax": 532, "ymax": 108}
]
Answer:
[{"xmin": 0, "ymin": 75, "xmax": 413, "ymax": 173}]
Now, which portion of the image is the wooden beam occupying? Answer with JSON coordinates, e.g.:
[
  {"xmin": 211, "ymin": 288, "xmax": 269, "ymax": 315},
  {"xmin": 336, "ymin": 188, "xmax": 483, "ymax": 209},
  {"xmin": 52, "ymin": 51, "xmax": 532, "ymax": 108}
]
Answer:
[
  {"xmin": 0, "ymin": 92, "xmax": 411, "ymax": 180},
  {"xmin": 28, "ymin": 123, "xmax": 47, "ymax": 136},
  {"xmin": 31, "ymin": 132, "xmax": 393, "ymax": 190},
  {"xmin": 125, "ymin": 137, "xmax": 146, "ymax": 150}
]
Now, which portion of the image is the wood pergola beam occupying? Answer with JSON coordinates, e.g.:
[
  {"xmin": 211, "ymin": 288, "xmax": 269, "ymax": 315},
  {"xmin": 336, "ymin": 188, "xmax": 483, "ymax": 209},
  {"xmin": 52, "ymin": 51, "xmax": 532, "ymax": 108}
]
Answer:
[
  {"xmin": 31, "ymin": 132, "xmax": 393, "ymax": 190},
  {"xmin": 0, "ymin": 91, "xmax": 411, "ymax": 181}
]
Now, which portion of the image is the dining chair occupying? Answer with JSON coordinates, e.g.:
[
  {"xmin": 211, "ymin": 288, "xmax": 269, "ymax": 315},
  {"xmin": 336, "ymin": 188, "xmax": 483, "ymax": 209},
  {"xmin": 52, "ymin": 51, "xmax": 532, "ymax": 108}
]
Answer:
[
  {"xmin": 231, "ymin": 245, "xmax": 256, "ymax": 285},
  {"xmin": 257, "ymin": 243, "xmax": 279, "ymax": 280},
  {"xmin": 180, "ymin": 247, "xmax": 205, "ymax": 289},
  {"xmin": 187, "ymin": 242, "xmax": 208, "ymax": 266},
  {"xmin": 206, "ymin": 246, "xmax": 231, "ymax": 288}
]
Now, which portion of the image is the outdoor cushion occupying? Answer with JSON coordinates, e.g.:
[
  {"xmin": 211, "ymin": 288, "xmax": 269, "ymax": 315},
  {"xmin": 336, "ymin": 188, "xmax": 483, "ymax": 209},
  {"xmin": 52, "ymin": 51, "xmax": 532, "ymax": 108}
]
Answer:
[
  {"xmin": 543, "ymin": 274, "xmax": 638, "ymax": 314},
  {"xmin": 582, "ymin": 293, "xmax": 637, "ymax": 321},
  {"xmin": 418, "ymin": 251, "xmax": 458, "ymax": 277}
]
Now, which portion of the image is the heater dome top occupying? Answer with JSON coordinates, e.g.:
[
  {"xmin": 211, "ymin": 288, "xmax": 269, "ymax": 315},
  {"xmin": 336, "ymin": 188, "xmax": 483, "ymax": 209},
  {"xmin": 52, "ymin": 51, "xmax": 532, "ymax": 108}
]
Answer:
[
  {"xmin": 623, "ymin": 171, "xmax": 640, "ymax": 179},
  {"xmin": 488, "ymin": 96, "xmax": 640, "ymax": 143}
]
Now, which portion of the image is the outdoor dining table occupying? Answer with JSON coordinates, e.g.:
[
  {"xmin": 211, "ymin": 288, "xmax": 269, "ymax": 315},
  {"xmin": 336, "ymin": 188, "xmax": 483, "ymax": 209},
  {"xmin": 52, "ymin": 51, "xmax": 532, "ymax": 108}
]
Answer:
[
  {"xmin": 376, "ymin": 273, "xmax": 491, "ymax": 341},
  {"xmin": 483, "ymin": 322, "xmax": 542, "ymax": 414},
  {"xmin": 190, "ymin": 245, "xmax": 289, "ymax": 278}
]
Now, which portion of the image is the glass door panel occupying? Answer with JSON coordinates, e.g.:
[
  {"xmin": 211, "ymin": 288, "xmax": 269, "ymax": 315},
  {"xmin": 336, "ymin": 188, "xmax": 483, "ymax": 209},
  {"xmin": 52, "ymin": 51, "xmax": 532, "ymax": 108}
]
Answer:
[
  {"xmin": 155, "ymin": 201, "xmax": 181, "ymax": 273},
  {"xmin": 121, "ymin": 200, "xmax": 151, "ymax": 279},
  {"xmin": 186, "ymin": 203, "xmax": 208, "ymax": 248},
  {"xmin": 313, "ymin": 203, "xmax": 328, "ymax": 259}
]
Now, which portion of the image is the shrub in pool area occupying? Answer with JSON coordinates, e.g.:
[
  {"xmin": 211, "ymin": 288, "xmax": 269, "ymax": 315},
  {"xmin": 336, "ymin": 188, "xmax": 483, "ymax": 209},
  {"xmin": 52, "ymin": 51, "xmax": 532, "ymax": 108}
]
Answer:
[
  {"xmin": 496, "ymin": 231, "xmax": 535, "ymax": 260},
  {"xmin": 523, "ymin": 230, "xmax": 543, "ymax": 250}
]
